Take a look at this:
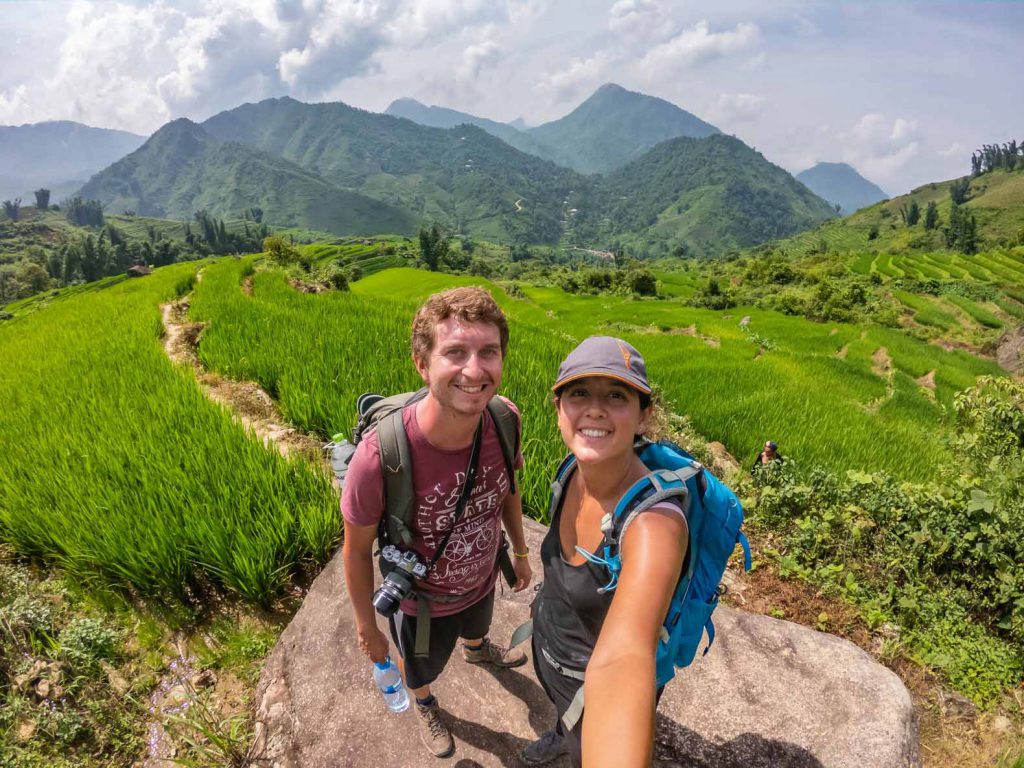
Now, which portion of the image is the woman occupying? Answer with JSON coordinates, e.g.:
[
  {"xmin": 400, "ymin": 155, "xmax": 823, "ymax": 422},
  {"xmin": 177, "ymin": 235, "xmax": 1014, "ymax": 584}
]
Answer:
[{"xmin": 523, "ymin": 336, "xmax": 689, "ymax": 767}]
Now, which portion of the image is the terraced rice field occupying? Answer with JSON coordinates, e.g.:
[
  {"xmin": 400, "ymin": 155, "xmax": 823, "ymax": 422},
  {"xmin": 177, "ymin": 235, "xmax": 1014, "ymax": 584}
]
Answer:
[{"xmin": 0, "ymin": 263, "xmax": 337, "ymax": 603}]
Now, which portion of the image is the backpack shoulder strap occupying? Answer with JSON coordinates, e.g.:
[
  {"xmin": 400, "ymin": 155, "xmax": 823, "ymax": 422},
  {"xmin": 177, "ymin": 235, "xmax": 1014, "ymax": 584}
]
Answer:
[
  {"xmin": 376, "ymin": 408, "xmax": 416, "ymax": 548},
  {"xmin": 548, "ymin": 453, "xmax": 578, "ymax": 520},
  {"xmin": 486, "ymin": 396, "xmax": 520, "ymax": 494},
  {"xmin": 613, "ymin": 466, "xmax": 699, "ymax": 547}
]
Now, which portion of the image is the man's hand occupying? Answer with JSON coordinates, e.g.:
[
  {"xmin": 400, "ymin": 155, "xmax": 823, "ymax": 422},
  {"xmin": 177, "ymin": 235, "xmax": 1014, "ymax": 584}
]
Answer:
[
  {"xmin": 357, "ymin": 624, "xmax": 390, "ymax": 664},
  {"xmin": 511, "ymin": 555, "xmax": 533, "ymax": 592}
]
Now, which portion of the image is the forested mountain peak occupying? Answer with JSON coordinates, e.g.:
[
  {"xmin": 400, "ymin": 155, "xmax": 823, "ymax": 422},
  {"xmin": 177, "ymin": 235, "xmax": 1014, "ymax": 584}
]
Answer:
[
  {"xmin": 526, "ymin": 83, "xmax": 720, "ymax": 175},
  {"xmin": 585, "ymin": 133, "xmax": 836, "ymax": 257},
  {"xmin": 76, "ymin": 117, "xmax": 418, "ymax": 235}
]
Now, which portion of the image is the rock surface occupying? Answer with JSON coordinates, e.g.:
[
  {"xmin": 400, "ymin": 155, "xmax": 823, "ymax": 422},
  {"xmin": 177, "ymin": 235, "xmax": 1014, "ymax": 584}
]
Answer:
[
  {"xmin": 996, "ymin": 325, "xmax": 1024, "ymax": 375},
  {"xmin": 250, "ymin": 518, "xmax": 920, "ymax": 767}
]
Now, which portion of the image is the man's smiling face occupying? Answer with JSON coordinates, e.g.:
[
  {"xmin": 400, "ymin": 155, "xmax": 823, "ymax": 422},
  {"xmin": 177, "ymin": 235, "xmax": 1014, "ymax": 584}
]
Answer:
[{"xmin": 415, "ymin": 317, "xmax": 503, "ymax": 418}]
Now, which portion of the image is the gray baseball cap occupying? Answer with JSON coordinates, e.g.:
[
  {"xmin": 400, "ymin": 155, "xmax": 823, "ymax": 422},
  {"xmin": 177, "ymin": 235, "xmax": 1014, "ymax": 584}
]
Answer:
[{"xmin": 552, "ymin": 336, "xmax": 652, "ymax": 395}]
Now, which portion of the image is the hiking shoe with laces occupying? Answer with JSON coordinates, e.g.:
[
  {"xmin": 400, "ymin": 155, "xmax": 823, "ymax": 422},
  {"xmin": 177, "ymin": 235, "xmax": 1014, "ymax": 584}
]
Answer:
[
  {"xmin": 462, "ymin": 637, "xmax": 527, "ymax": 668},
  {"xmin": 521, "ymin": 729, "xmax": 568, "ymax": 765},
  {"xmin": 415, "ymin": 699, "xmax": 454, "ymax": 758}
]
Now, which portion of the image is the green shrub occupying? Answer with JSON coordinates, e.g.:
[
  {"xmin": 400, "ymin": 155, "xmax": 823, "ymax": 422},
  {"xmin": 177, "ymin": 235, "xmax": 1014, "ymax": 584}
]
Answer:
[
  {"xmin": 60, "ymin": 617, "xmax": 119, "ymax": 670},
  {"xmin": 752, "ymin": 376, "xmax": 1024, "ymax": 703}
]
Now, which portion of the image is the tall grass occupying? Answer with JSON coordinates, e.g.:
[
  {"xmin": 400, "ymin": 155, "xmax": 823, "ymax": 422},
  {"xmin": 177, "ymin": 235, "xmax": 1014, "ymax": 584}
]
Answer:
[
  {"xmin": 892, "ymin": 290, "xmax": 958, "ymax": 330},
  {"xmin": 189, "ymin": 261, "xmax": 1003, "ymax": 522},
  {"xmin": 944, "ymin": 294, "xmax": 1005, "ymax": 329},
  {"xmin": 0, "ymin": 263, "xmax": 337, "ymax": 604}
]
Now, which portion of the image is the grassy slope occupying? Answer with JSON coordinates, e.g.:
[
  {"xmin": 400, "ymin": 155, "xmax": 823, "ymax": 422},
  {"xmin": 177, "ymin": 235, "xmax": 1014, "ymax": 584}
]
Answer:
[
  {"xmin": 353, "ymin": 268, "xmax": 998, "ymax": 483},
  {"xmin": 779, "ymin": 168, "xmax": 1024, "ymax": 257},
  {"xmin": 593, "ymin": 135, "xmax": 836, "ymax": 258},
  {"xmin": 77, "ymin": 120, "xmax": 419, "ymax": 237}
]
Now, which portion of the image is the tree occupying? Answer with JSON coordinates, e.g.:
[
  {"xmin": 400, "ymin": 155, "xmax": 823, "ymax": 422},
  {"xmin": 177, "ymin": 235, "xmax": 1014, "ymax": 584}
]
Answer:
[
  {"xmin": 2, "ymin": 198, "xmax": 21, "ymax": 221},
  {"xmin": 263, "ymin": 235, "xmax": 301, "ymax": 266},
  {"xmin": 626, "ymin": 269, "xmax": 658, "ymax": 296},
  {"xmin": 418, "ymin": 224, "xmax": 449, "ymax": 272},
  {"xmin": 923, "ymin": 201, "xmax": 939, "ymax": 230},
  {"xmin": 65, "ymin": 197, "xmax": 105, "ymax": 227},
  {"xmin": 16, "ymin": 262, "xmax": 50, "ymax": 296},
  {"xmin": 949, "ymin": 177, "xmax": 971, "ymax": 205},
  {"xmin": 905, "ymin": 200, "xmax": 920, "ymax": 226},
  {"xmin": 33, "ymin": 189, "xmax": 50, "ymax": 211}
]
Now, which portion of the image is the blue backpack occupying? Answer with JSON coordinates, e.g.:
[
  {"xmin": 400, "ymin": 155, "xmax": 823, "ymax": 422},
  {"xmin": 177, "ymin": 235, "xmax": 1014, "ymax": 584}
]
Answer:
[{"xmin": 552, "ymin": 439, "xmax": 751, "ymax": 688}]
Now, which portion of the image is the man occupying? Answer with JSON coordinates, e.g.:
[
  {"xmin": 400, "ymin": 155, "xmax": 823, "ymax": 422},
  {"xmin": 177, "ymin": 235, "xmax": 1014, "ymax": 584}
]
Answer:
[
  {"xmin": 342, "ymin": 286, "xmax": 532, "ymax": 758},
  {"xmin": 751, "ymin": 440, "xmax": 784, "ymax": 476}
]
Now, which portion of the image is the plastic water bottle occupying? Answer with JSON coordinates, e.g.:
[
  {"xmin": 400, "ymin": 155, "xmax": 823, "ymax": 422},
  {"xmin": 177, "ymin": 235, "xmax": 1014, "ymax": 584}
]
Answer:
[{"xmin": 373, "ymin": 657, "xmax": 409, "ymax": 713}]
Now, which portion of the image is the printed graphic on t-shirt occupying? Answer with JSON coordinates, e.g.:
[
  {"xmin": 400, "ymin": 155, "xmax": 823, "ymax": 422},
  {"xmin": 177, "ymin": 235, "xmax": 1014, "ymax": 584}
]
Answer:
[{"xmin": 417, "ymin": 458, "xmax": 508, "ymax": 590}]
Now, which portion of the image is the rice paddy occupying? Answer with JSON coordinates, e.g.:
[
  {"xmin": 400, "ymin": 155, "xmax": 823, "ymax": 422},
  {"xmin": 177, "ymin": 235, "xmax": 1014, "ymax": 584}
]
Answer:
[
  {"xmin": 0, "ymin": 263, "xmax": 337, "ymax": 604},
  {"xmin": 0, "ymin": 251, "xmax": 1012, "ymax": 598}
]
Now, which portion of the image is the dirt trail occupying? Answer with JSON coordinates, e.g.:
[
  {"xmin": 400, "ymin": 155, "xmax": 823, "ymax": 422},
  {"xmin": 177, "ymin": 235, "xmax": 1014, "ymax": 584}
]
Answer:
[
  {"xmin": 864, "ymin": 347, "xmax": 896, "ymax": 413},
  {"xmin": 672, "ymin": 323, "xmax": 720, "ymax": 348},
  {"xmin": 160, "ymin": 293, "xmax": 324, "ymax": 462},
  {"xmin": 916, "ymin": 370, "xmax": 937, "ymax": 397}
]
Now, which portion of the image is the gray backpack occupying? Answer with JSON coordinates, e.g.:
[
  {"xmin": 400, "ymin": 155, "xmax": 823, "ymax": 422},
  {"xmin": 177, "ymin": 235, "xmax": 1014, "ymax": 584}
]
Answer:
[{"xmin": 327, "ymin": 389, "xmax": 519, "ymax": 654}]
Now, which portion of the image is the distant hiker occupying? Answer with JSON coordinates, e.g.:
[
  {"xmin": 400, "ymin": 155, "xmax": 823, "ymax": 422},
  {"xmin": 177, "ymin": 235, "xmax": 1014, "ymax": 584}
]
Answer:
[
  {"xmin": 340, "ymin": 286, "xmax": 532, "ymax": 759},
  {"xmin": 751, "ymin": 439, "xmax": 784, "ymax": 476},
  {"xmin": 520, "ymin": 337, "xmax": 693, "ymax": 767}
]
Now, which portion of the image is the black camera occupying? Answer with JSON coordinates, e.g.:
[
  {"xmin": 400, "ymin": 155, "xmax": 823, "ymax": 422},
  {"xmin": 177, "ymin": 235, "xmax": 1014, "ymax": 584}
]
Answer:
[{"xmin": 372, "ymin": 545, "xmax": 427, "ymax": 617}]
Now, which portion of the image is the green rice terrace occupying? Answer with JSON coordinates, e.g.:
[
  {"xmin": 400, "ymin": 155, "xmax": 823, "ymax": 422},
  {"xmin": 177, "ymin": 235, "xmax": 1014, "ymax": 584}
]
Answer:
[{"xmin": 1, "ymin": 242, "xmax": 1022, "ymax": 766}]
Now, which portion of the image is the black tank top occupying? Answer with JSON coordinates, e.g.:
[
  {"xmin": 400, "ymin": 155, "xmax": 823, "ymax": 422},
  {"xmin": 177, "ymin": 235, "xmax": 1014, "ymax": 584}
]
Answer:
[
  {"xmin": 533, "ymin": 465, "xmax": 689, "ymax": 671},
  {"xmin": 532, "ymin": 469, "xmax": 615, "ymax": 671}
]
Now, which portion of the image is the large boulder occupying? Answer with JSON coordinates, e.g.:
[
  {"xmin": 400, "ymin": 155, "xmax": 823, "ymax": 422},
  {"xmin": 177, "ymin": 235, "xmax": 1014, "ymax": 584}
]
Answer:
[{"xmin": 250, "ymin": 518, "xmax": 920, "ymax": 767}]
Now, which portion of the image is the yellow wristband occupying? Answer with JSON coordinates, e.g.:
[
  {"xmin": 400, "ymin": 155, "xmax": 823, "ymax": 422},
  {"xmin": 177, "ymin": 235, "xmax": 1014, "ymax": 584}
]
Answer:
[{"xmin": 513, "ymin": 548, "xmax": 530, "ymax": 558}]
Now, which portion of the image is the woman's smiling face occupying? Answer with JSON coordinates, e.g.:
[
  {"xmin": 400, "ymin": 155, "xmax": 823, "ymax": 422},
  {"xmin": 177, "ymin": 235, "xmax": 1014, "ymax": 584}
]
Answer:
[{"xmin": 555, "ymin": 376, "xmax": 649, "ymax": 464}]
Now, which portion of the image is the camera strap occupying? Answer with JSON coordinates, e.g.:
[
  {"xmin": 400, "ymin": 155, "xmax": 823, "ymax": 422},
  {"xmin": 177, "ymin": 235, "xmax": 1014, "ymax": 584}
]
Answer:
[{"xmin": 425, "ymin": 416, "xmax": 483, "ymax": 572}]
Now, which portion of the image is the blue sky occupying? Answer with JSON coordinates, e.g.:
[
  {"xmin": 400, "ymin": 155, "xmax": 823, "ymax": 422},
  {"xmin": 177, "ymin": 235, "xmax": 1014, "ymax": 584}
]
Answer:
[{"xmin": 2, "ymin": 0, "xmax": 1021, "ymax": 195}]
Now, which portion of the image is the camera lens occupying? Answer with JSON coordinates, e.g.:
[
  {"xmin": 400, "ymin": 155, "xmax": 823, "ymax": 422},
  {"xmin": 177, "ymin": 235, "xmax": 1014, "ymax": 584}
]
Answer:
[
  {"xmin": 372, "ymin": 569, "xmax": 414, "ymax": 617},
  {"xmin": 372, "ymin": 581, "xmax": 403, "ymax": 617}
]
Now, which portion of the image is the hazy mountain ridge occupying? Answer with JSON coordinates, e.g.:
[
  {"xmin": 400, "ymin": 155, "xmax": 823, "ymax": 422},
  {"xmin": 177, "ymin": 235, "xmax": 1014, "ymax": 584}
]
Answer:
[
  {"xmin": 796, "ymin": 162, "xmax": 888, "ymax": 214},
  {"xmin": 384, "ymin": 98, "xmax": 552, "ymax": 159},
  {"xmin": 386, "ymin": 84, "xmax": 721, "ymax": 176},
  {"xmin": 77, "ymin": 118, "xmax": 419, "ymax": 236},
  {"xmin": 0, "ymin": 121, "xmax": 145, "ymax": 200}
]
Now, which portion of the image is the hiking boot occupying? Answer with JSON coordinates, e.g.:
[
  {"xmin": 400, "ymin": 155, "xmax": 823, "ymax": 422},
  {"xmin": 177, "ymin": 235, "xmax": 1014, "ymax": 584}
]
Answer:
[
  {"xmin": 521, "ymin": 729, "xmax": 568, "ymax": 765},
  {"xmin": 462, "ymin": 637, "xmax": 527, "ymax": 668},
  {"xmin": 415, "ymin": 699, "xmax": 454, "ymax": 758}
]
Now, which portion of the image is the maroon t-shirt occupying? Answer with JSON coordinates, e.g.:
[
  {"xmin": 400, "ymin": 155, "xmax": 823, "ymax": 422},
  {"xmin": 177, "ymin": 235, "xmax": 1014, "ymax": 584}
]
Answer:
[{"xmin": 342, "ymin": 397, "xmax": 523, "ymax": 617}]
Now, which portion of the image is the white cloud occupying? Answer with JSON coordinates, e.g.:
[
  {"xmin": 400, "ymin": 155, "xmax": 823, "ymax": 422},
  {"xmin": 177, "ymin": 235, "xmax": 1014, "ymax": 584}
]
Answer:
[
  {"xmin": 0, "ymin": 0, "xmax": 514, "ymax": 133},
  {"xmin": 460, "ymin": 40, "xmax": 501, "ymax": 82},
  {"xmin": 709, "ymin": 92, "xmax": 765, "ymax": 124},
  {"xmin": 608, "ymin": 0, "xmax": 673, "ymax": 44},
  {"xmin": 838, "ymin": 113, "xmax": 923, "ymax": 180},
  {"xmin": 536, "ymin": 52, "xmax": 614, "ymax": 104},
  {"xmin": 938, "ymin": 142, "xmax": 965, "ymax": 158},
  {"xmin": 638, "ymin": 20, "xmax": 759, "ymax": 74}
]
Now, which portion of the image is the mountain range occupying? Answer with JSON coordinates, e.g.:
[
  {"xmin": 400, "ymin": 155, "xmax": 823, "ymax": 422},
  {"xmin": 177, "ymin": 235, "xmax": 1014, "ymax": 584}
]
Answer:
[
  {"xmin": 5, "ymin": 84, "xmax": 841, "ymax": 255},
  {"xmin": 796, "ymin": 162, "xmax": 888, "ymax": 214},
  {"xmin": 0, "ymin": 121, "xmax": 145, "ymax": 201},
  {"xmin": 386, "ymin": 83, "xmax": 720, "ymax": 176},
  {"xmin": 78, "ymin": 118, "xmax": 418, "ymax": 236}
]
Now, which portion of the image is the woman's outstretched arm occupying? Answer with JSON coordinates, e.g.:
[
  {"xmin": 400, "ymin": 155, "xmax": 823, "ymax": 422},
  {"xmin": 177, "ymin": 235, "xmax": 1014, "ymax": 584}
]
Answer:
[{"xmin": 581, "ymin": 507, "xmax": 687, "ymax": 767}]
